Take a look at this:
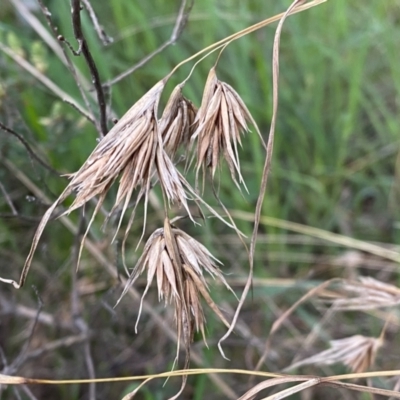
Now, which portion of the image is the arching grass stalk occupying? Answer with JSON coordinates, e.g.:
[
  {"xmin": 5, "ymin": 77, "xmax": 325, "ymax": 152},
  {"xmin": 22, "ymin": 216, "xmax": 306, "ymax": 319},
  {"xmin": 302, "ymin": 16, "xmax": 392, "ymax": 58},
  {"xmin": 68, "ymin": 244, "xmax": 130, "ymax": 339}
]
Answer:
[
  {"xmin": 217, "ymin": 0, "xmax": 328, "ymax": 358},
  {"xmin": 167, "ymin": 0, "xmax": 328, "ymax": 79}
]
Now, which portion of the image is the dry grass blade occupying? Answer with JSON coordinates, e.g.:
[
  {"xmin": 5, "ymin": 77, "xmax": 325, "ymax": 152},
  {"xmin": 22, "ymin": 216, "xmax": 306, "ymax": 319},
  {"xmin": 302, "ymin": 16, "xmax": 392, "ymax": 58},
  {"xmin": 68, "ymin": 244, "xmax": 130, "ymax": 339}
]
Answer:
[
  {"xmin": 238, "ymin": 377, "xmax": 308, "ymax": 400},
  {"xmin": 0, "ymin": 374, "xmax": 29, "ymax": 384},
  {"xmin": 191, "ymin": 66, "xmax": 262, "ymax": 191},
  {"xmin": 218, "ymin": 0, "xmax": 304, "ymax": 359},
  {"xmin": 324, "ymin": 381, "xmax": 400, "ymax": 399},
  {"xmin": 286, "ymin": 335, "xmax": 384, "ymax": 373},
  {"xmin": 325, "ymin": 277, "xmax": 400, "ymax": 311},
  {"xmin": 253, "ymin": 278, "xmax": 340, "ymax": 373},
  {"xmin": 263, "ymin": 378, "xmax": 321, "ymax": 400}
]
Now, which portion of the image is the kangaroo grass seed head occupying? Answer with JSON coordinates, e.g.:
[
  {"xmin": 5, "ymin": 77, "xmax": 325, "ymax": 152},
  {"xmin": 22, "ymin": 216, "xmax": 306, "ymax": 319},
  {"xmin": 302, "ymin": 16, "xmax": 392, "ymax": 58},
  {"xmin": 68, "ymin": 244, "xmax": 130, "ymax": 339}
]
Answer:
[
  {"xmin": 116, "ymin": 220, "xmax": 234, "ymax": 347},
  {"xmin": 11, "ymin": 80, "xmax": 168, "ymax": 289},
  {"xmin": 287, "ymin": 335, "xmax": 384, "ymax": 374},
  {"xmin": 66, "ymin": 80, "xmax": 165, "ymax": 216},
  {"xmin": 159, "ymin": 84, "xmax": 197, "ymax": 159},
  {"xmin": 324, "ymin": 277, "xmax": 400, "ymax": 311},
  {"xmin": 191, "ymin": 66, "xmax": 259, "ymax": 191}
]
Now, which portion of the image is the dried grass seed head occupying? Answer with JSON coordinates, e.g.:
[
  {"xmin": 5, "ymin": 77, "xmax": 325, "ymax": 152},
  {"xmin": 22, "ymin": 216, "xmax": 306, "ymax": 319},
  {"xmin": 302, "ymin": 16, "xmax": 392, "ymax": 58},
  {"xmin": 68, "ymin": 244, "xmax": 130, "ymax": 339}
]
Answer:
[
  {"xmin": 287, "ymin": 335, "xmax": 383, "ymax": 374},
  {"xmin": 159, "ymin": 84, "xmax": 197, "ymax": 158},
  {"xmin": 17, "ymin": 80, "xmax": 167, "ymax": 289},
  {"xmin": 116, "ymin": 223, "xmax": 234, "ymax": 344},
  {"xmin": 325, "ymin": 277, "xmax": 400, "ymax": 311},
  {"xmin": 191, "ymin": 67, "xmax": 257, "ymax": 190},
  {"xmin": 69, "ymin": 81, "xmax": 167, "ymax": 228},
  {"xmin": 66, "ymin": 80, "xmax": 165, "ymax": 214}
]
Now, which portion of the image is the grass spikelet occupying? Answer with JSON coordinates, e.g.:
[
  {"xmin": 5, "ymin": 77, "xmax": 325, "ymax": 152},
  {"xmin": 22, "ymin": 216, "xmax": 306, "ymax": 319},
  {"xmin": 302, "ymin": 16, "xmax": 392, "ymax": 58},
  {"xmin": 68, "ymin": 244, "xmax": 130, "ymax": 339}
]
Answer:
[
  {"xmin": 115, "ymin": 219, "xmax": 234, "ymax": 347},
  {"xmin": 191, "ymin": 66, "xmax": 261, "ymax": 191},
  {"xmin": 14, "ymin": 80, "xmax": 166, "ymax": 289},
  {"xmin": 159, "ymin": 84, "xmax": 197, "ymax": 159},
  {"xmin": 286, "ymin": 335, "xmax": 384, "ymax": 373},
  {"xmin": 324, "ymin": 277, "xmax": 400, "ymax": 311}
]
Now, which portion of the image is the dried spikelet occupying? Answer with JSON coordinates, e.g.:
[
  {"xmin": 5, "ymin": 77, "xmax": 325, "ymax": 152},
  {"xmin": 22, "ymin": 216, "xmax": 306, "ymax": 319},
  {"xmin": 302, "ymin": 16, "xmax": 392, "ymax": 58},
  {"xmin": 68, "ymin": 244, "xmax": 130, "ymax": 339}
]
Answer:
[
  {"xmin": 286, "ymin": 335, "xmax": 383, "ymax": 373},
  {"xmin": 116, "ymin": 219, "xmax": 234, "ymax": 347},
  {"xmin": 66, "ymin": 80, "xmax": 165, "ymax": 215},
  {"xmin": 159, "ymin": 84, "xmax": 197, "ymax": 158},
  {"xmin": 191, "ymin": 66, "xmax": 260, "ymax": 190},
  {"xmin": 155, "ymin": 147, "xmax": 191, "ymax": 214},
  {"xmin": 325, "ymin": 277, "xmax": 400, "ymax": 311}
]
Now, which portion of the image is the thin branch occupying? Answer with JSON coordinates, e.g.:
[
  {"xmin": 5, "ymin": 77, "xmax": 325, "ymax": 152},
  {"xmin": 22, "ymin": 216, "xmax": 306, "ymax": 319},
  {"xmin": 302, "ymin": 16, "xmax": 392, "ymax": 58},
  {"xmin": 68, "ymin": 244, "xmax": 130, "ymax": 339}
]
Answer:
[
  {"xmin": 103, "ymin": 0, "xmax": 193, "ymax": 88},
  {"xmin": 23, "ymin": 334, "xmax": 89, "ymax": 361},
  {"xmin": 0, "ymin": 122, "xmax": 60, "ymax": 175},
  {"xmin": 0, "ymin": 214, "xmax": 41, "ymax": 222},
  {"xmin": 12, "ymin": 0, "xmax": 118, "ymax": 124},
  {"xmin": 0, "ymin": 181, "xmax": 18, "ymax": 215},
  {"xmin": 4, "ymin": 287, "xmax": 43, "ymax": 374},
  {"xmin": 0, "ymin": 42, "xmax": 93, "ymax": 123},
  {"xmin": 0, "ymin": 293, "xmax": 72, "ymax": 330},
  {"xmin": 81, "ymin": 0, "xmax": 113, "ymax": 45},
  {"xmin": 71, "ymin": 0, "xmax": 108, "ymax": 136}
]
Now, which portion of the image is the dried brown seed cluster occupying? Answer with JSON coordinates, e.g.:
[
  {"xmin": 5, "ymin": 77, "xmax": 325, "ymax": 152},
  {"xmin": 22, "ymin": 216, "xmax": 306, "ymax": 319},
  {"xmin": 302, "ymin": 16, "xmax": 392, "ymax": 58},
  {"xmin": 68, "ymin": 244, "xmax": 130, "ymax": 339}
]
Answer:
[
  {"xmin": 159, "ymin": 84, "xmax": 197, "ymax": 159},
  {"xmin": 287, "ymin": 335, "xmax": 383, "ymax": 373},
  {"xmin": 16, "ymin": 69, "xmax": 258, "ymax": 292},
  {"xmin": 65, "ymin": 80, "xmax": 165, "ymax": 214},
  {"xmin": 116, "ymin": 219, "xmax": 234, "ymax": 346},
  {"xmin": 191, "ymin": 67, "xmax": 258, "ymax": 190},
  {"xmin": 324, "ymin": 277, "xmax": 400, "ymax": 311},
  {"xmin": 19, "ymin": 81, "xmax": 199, "ymax": 285}
]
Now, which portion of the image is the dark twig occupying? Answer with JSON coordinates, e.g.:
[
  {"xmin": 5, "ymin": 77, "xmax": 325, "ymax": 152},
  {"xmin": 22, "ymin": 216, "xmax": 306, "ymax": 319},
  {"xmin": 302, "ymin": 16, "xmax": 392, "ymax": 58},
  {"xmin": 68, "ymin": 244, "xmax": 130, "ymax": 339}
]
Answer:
[
  {"xmin": 81, "ymin": 0, "xmax": 113, "ymax": 45},
  {"xmin": 0, "ymin": 122, "xmax": 60, "ymax": 175},
  {"xmin": 103, "ymin": 0, "xmax": 193, "ymax": 88},
  {"xmin": 23, "ymin": 334, "xmax": 89, "ymax": 361},
  {"xmin": 19, "ymin": 385, "xmax": 39, "ymax": 400},
  {"xmin": 71, "ymin": 0, "xmax": 108, "ymax": 137}
]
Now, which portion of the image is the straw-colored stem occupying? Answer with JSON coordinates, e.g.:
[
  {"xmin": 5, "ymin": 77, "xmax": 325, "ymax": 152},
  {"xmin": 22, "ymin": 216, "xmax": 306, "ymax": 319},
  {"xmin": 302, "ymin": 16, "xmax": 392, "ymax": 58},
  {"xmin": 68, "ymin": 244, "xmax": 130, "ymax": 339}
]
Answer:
[{"xmin": 169, "ymin": 0, "xmax": 327, "ymax": 76}]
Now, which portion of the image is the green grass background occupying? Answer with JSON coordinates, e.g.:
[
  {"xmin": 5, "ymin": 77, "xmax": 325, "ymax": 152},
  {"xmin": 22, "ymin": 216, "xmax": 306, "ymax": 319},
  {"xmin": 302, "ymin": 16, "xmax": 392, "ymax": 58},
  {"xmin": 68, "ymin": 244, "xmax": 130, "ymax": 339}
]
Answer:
[{"xmin": 0, "ymin": 1, "xmax": 399, "ymax": 399}]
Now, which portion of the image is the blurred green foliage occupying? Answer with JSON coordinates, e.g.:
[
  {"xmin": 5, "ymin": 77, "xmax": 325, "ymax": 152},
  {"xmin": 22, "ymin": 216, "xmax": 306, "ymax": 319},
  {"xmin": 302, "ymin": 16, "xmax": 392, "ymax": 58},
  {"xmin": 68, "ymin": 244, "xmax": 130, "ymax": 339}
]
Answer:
[{"xmin": 0, "ymin": 1, "xmax": 399, "ymax": 399}]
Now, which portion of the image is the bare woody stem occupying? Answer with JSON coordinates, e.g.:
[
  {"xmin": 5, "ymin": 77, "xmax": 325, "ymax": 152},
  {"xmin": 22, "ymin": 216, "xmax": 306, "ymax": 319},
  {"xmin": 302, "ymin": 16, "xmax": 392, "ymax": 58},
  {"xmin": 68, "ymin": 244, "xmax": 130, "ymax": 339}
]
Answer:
[{"xmin": 71, "ymin": 0, "xmax": 108, "ymax": 137}]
